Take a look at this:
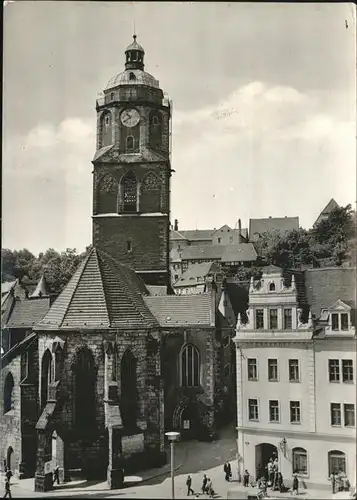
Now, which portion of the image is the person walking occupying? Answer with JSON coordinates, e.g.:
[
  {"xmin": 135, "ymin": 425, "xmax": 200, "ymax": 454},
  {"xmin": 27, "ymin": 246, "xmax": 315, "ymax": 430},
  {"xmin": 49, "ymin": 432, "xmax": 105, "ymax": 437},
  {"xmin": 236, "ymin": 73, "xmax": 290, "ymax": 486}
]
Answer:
[
  {"xmin": 243, "ymin": 469, "xmax": 250, "ymax": 487},
  {"xmin": 207, "ymin": 478, "xmax": 213, "ymax": 498},
  {"xmin": 224, "ymin": 462, "xmax": 231, "ymax": 482},
  {"xmin": 330, "ymin": 472, "xmax": 336, "ymax": 494},
  {"xmin": 267, "ymin": 459, "xmax": 273, "ymax": 485},
  {"xmin": 186, "ymin": 475, "xmax": 194, "ymax": 496},
  {"xmin": 53, "ymin": 465, "xmax": 60, "ymax": 485},
  {"xmin": 227, "ymin": 462, "xmax": 232, "ymax": 481},
  {"xmin": 202, "ymin": 474, "xmax": 208, "ymax": 494},
  {"xmin": 3, "ymin": 478, "xmax": 12, "ymax": 499},
  {"xmin": 292, "ymin": 474, "xmax": 299, "ymax": 495}
]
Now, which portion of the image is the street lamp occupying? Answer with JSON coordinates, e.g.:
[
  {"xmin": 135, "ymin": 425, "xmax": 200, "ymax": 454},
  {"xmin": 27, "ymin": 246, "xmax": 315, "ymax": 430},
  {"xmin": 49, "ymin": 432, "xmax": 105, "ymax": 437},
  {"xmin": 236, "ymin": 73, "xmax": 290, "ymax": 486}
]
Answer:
[{"xmin": 165, "ymin": 431, "xmax": 180, "ymax": 499}]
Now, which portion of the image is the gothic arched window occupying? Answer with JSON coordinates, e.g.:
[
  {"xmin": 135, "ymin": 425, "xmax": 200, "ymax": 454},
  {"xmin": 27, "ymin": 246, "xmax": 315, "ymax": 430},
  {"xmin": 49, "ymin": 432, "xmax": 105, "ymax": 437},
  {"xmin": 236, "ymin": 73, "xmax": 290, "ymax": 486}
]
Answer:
[
  {"xmin": 121, "ymin": 171, "xmax": 138, "ymax": 213},
  {"xmin": 41, "ymin": 349, "xmax": 53, "ymax": 409},
  {"xmin": 72, "ymin": 347, "xmax": 96, "ymax": 432},
  {"xmin": 121, "ymin": 350, "xmax": 138, "ymax": 429},
  {"xmin": 292, "ymin": 447, "xmax": 308, "ymax": 475},
  {"xmin": 101, "ymin": 111, "xmax": 112, "ymax": 148},
  {"xmin": 112, "ymin": 345, "xmax": 117, "ymax": 382},
  {"xmin": 180, "ymin": 344, "xmax": 200, "ymax": 387},
  {"xmin": 3, "ymin": 372, "xmax": 14, "ymax": 414}
]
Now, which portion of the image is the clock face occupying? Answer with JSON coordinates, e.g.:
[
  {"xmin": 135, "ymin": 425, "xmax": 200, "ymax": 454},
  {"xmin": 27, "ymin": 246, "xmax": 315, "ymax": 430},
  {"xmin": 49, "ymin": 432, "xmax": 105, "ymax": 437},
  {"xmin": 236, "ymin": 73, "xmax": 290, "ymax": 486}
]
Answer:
[{"xmin": 120, "ymin": 109, "xmax": 140, "ymax": 128}]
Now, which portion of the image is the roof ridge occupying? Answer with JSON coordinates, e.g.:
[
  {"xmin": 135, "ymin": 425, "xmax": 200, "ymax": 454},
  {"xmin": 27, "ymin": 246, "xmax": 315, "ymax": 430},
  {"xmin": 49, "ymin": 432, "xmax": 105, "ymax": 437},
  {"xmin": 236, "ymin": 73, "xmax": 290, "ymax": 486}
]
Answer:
[{"xmin": 58, "ymin": 251, "xmax": 92, "ymax": 327}]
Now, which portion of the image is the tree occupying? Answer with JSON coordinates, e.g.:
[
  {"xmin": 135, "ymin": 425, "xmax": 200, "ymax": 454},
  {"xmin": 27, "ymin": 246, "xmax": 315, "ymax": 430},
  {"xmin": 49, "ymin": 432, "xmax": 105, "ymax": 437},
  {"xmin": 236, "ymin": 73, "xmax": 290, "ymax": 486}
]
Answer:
[{"xmin": 42, "ymin": 248, "xmax": 84, "ymax": 295}]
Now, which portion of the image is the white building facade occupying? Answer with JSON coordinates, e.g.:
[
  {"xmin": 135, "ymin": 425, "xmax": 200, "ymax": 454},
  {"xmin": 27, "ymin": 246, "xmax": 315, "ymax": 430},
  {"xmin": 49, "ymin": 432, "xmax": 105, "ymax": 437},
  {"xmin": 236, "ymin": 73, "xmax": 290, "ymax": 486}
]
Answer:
[{"xmin": 234, "ymin": 266, "xmax": 356, "ymax": 489}]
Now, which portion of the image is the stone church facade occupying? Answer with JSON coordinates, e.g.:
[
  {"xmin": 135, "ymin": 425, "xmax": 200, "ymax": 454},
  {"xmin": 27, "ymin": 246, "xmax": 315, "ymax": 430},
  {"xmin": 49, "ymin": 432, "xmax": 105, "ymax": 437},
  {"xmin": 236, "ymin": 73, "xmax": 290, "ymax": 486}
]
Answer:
[{"xmin": 1, "ymin": 36, "xmax": 240, "ymax": 492}]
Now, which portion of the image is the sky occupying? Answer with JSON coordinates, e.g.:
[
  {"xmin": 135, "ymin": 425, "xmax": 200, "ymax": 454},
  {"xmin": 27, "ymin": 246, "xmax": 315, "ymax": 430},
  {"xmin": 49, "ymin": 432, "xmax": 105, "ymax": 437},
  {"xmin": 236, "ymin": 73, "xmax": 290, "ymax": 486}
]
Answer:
[{"xmin": 3, "ymin": 1, "xmax": 356, "ymax": 255}]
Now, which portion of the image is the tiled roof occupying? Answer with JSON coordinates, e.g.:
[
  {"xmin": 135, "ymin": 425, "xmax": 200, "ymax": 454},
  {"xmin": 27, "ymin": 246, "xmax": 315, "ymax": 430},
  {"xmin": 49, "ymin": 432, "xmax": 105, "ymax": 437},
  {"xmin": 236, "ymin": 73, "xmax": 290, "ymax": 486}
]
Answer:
[
  {"xmin": 144, "ymin": 294, "xmax": 214, "ymax": 327},
  {"xmin": 305, "ymin": 267, "xmax": 356, "ymax": 319},
  {"xmin": 249, "ymin": 217, "xmax": 299, "ymax": 238},
  {"xmin": 221, "ymin": 243, "xmax": 257, "ymax": 263},
  {"xmin": 170, "ymin": 230, "xmax": 188, "ymax": 241},
  {"xmin": 179, "ymin": 229, "xmax": 214, "ymax": 241},
  {"xmin": 174, "ymin": 262, "xmax": 219, "ymax": 288},
  {"xmin": 212, "ymin": 225, "xmax": 232, "ymax": 234},
  {"xmin": 37, "ymin": 248, "xmax": 158, "ymax": 330},
  {"xmin": 6, "ymin": 297, "xmax": 51, "ymax": 328},
  {"xmin": 320, "ymin": 198, "xmax": 339, "ymax": 216},
  {"xmin": 181, "ymin": 245, "xmax": 224, "ymax": 261}
]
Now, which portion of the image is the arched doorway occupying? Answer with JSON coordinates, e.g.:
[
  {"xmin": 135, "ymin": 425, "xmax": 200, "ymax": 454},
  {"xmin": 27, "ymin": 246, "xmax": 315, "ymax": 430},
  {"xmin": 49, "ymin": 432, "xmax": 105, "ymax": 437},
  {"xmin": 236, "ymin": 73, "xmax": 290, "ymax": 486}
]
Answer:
[
  {"xmin": 255, "ymin": 443, "xmax": 278, "ymax": 480},
  {"xmin": 6, "ymin": 447, "xmax": 13, "ymax": 471}
]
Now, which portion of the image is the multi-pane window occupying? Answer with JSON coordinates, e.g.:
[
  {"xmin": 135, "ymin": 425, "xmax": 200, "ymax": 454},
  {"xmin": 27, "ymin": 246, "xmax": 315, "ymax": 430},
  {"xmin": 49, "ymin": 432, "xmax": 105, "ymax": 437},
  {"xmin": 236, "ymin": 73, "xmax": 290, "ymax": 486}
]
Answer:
[
  {"xmin": 290, "ymin": 401, "xmax": 301, "ymax": 423},
  {"xmin": 289, "ymin": 359, "xmax": 300, "ymax": 382},
  {"xmin": 342, "ymin": 360, "xmax": 353, "ymax": 383},
  {"xmin": 122, "ymin": 172, "xmax": 137, "ymax": 212},
  {"xmin": 332, "ymin": 313, "xmax": 339, "ymax": 331},
  {"xmin": 269, "ymin": 400, "xmax": 279, "ymax": 422},
  {"xmin": 284, "ymin": 308, "xmax": 292, "ymax": 329},
  {"xmin": 341, "ymin": 313, "xmax": 349, "ymax": 331},
  {"xmin": 329, "ymin": 359, "xmax": 340, "ymax": 382},
  {"xmin": 344, "ymin": 404, "xmax": 355, "ymax": 427},
  {"xmin": 330, "ymin": 403, "xmax": 342, "ymax": 426},
  {"xmin": 248, "ymin": 399, "xmax": 259, "ymax": 421},
  {"xmin": 292, "ymin": 448, "xmax": 307, "ymax": 475},
  {"xmin": 247, "ymin": 359, "xmax": 258, "ymax": 381},
  {"xmin": 255, "ymin": 309, "xmax": 264, "ymax": 329},
  {"xmin": 180, "ymin": 344, "xmax": 200, "ymax": 387},
  {"xmin": 269, "ymin": 309, "xmax": 278, "ymax": 330},
  {"xmin": 328, "ymin": 451, "xmax": 346, "ymax": 476},
  {"xmin": 268, "ymin": 359, "xmax": 278, "ymax": 382}
]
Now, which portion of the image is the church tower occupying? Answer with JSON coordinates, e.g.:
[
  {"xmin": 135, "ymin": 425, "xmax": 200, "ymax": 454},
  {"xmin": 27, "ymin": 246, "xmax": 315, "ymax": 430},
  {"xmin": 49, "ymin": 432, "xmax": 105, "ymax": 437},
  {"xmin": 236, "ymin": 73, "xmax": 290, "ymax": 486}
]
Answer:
[{"xmin": 92, "ymin": 35, "xmax": 172, "ymax": 287}]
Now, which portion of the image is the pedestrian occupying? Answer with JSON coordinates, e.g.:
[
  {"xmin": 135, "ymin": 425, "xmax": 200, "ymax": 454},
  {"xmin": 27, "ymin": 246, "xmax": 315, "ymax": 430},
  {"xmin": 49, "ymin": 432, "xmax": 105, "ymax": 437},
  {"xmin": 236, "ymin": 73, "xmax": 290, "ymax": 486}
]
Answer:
[
  {"xmin": 202, "ymin": 474, "xmax": 208, "ymax": 494},
  {"xmin": 186, "ymin": 475, "xmax": 194, "ymax": 496},
  {"xmin": 278, "ymin": 472, "xmax": 285, "ymax": 493},
  {"xmin": 53, "ymin": 465, "xmax": 60, "ymax": 485},
  {"xmin": 330, "ymin": 472, "xmax": 336, "ymax": 494},
  {"xmin": 243, "ymin": 469, "xmax": 250, "ymax": 487},
  {"xmin": 227, "ymin": 462, "xmax": 232, "ymax": 481},
  {"xmin": 267, "ymin": 458, "xmax": 273, "ymax": 485},
  {"xmin": 3, "ymin": 478, "xmax": 12, "ymax": 499},
  {"xmin": 292, "ymin": 474, "xmax": 299, "ymax": 495},
  {"xmin": 207, "ymin": 478, "xmax": 213, "ymax": 498},
  {"xmin": 4, "ymin": 471, "xmax": 12, "ymax": 483},
  {"xmin": 224, "ymin": 462, "xmax": 231, "ymax": 482}
]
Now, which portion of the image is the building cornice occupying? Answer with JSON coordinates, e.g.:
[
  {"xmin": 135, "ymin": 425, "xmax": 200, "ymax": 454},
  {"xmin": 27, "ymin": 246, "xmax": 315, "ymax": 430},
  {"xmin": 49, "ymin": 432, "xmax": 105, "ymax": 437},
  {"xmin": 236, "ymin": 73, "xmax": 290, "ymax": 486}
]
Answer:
[{"xmin": 237, "ymin": 425, "xmax": 355, "ymax": 442}]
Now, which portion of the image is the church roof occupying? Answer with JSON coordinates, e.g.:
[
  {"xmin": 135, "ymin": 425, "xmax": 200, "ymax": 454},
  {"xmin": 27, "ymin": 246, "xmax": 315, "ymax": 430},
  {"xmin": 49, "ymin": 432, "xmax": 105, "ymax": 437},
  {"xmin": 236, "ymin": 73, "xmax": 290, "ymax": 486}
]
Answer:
[
  {"xmin": 36, "ymin": 248, "xmax": 159, "ymax": 330},
  {"xmin": 105, "ymin": 69, "xmax": 159, "ymax": 90},
  {"xmin": 5, "ymin": 297, "xmax": 51, "ymax": 329},
  {"xmin": 144, "ymin": 294, "xmax": 215, "ymax": 327}
]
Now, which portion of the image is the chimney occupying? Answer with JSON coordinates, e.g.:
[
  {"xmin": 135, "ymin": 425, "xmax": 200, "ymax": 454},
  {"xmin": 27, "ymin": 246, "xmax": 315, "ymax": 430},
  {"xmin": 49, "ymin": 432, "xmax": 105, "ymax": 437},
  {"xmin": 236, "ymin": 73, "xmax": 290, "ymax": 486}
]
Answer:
[
  {"xmin": 174, "ymin": 219, "xmax": 178, "ymax": 231},
  {"xmin": 238, "ymin": 218, "xmax": 242, "ymax": 243}
]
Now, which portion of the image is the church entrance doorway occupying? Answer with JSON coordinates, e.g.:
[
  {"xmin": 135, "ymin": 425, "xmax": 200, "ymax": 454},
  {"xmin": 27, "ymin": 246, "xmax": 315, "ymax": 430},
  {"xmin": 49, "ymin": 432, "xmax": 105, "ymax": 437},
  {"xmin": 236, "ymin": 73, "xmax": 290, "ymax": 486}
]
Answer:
[{"xmin": 255, "ymin": 443, "xmax": 278, "ymax": 480}]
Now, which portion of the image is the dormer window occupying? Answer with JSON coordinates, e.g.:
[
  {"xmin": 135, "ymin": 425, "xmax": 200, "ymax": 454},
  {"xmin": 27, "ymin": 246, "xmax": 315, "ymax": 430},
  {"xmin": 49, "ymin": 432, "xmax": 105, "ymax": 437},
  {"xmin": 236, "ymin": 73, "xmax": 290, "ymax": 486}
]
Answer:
[
  {"xmin": 332, "ymin": 312, "xmax": 349, "ymax": 331},
  {"xmin": 129, "ymin": 72, "xmax": 136, "ymax": 81},
  {"xmin": 269, "ymin": 282, "xmax": 276, "ymax": 292}
]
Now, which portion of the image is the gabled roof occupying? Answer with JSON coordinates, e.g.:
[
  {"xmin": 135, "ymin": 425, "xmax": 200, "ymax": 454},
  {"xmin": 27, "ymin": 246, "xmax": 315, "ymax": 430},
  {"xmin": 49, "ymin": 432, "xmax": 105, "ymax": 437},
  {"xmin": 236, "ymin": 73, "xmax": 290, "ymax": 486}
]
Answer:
[
  {"xmin": 178, "ymin": 229, "xmax": 214, "ymax": 241},
  {"xmin": 147, "ymin": 285, "xmax": 168, "ymax": 296},
  {"xmin": 181, "ymin": 245, "xmax": 223, "ymax": 261},
  {"xmin": 5, "ymin": 297, "xmax": 51, "ymax": 329},
  {"xmin": 212, "ymin": 225, "xmax": 232, "ymax": 234},
  {"xmin": 144, "ymin": 294, "xmax": 214, "ymax": 327},
  {"xmin": 221, "ymin": 243, "xmax": 257, "ymax": 263},
  {"xmin": 305, "ymin": 267, "xmax": 356, "ymax": 321},
  {"xmin": 320, "ymin": 198, "xmax": 339, "ymax": 216},
  {"xmin": 170, "ymin": 230, "xmax": 188, "ymax": 241},
  {"xmin": 31, "ymin": 275, "xmax": 50, "ymax": 298},
  {"xmin": 37, "ymin": 248, "xmax": 159, "ymax": 330},
  {"xmin": 249, "ymin": 217, "xmax": 299, "ymax": 238},
  {"xmin": 174, "ymin": 262, "xmax": 219, "ymax": 288}
]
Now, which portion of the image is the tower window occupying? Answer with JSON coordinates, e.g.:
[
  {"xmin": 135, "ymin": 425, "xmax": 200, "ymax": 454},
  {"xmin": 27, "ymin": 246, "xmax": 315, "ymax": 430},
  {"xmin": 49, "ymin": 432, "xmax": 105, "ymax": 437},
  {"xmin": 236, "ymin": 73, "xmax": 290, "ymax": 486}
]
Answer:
[
  {"xmin": 110, "ymin": 93, "xmax": 114, "ymax": 101},
  {"xmin": 152, "ymin": 116, "xmax": 159, "ymax": 126},
  {"xmin": 121, "ymin": 171, "xmax": 137, "ymax": 213},
  {"xmin": 3, "ymin": 372, "xmax": 14, "ymax": 414},
  {"xmin": 269, "ymin": 282, "xmax": 276, "ymax": 292},
  {"xmin": 105, "ymin": 115, "xmax": 110, "ymax": 125},
  {"xmin": 126, "ymin": 240, "xmax": 132, "ymax": 252},
  {"xmin": 129, "ymin": 72, "xmax": 136, "ymax": 81},
  {"xmin": 126, "ymin": 136, "xmax": 134, "ymax": 152}
]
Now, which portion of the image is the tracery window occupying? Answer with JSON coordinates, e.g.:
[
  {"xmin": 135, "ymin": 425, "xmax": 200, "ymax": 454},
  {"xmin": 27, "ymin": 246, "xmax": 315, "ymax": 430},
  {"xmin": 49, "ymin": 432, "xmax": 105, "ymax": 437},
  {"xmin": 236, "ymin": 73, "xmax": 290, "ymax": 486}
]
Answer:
[
  {"xmin": 41, "ymin": 349, "xmax": 53, "ymax": 409},
  {"xmin": 180, "ymin": 344, "xmax": 200, "ymax": 387},
  {"xmin": 142, "ymin": 172, "xmax": 160, "ymax": 192},
  {"xmin": 121, "ymin": 172, "xmax": 138, "ymax": 212}
]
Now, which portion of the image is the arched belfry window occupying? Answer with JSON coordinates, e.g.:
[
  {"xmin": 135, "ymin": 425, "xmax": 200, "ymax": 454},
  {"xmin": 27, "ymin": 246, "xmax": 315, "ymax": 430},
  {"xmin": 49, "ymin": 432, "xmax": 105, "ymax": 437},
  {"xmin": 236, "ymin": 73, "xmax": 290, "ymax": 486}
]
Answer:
[
  {"xmin": 149, "ymin": 112, "xmax": 163, "ymax": 149},
  {"xmin": 120, "ymin": 171, "xmax": 138, "ymax": 213},
  {"xmin": 41, "ymin": 349, "xmax": 53, "ymax": 409},
  {"xmin": 3, "ymin": 372, "xmax": 14, "ymax": 414},
  {"xmin": 269, "ymin": 282, "xmax": 276, "ymax": 292},
  {"xmin": 180, "ymin": 344, "xmax": 200, "ymax": 387},
  {"xmin": 120, "ymin": 350, "xmax": 138, "ymax": 429},
  {"xmin": 129, "ymin": 72, "xmax": 136, "ymax": 81},
  {"xmin": 101, "ymin": 111, "xmax": 112, "ymax": 148},
  {"xmin": 126, "ymin": 135, "xmax": 134, "ymax": 153},
  {"xmin": 72, "ymin": 347, "xmax": 96, "ymax": 431}
]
